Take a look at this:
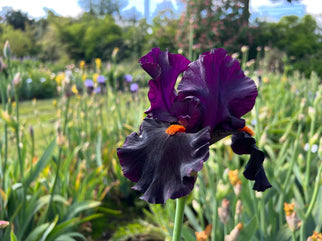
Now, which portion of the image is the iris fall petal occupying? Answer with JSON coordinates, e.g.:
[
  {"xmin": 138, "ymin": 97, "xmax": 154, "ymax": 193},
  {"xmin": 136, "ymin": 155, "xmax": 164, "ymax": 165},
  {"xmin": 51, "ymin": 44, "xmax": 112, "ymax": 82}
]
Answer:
[
  {"xmin": 117, "ymin": 118, "xmax": 210, "ymax": 204},
  {"xmin": 231, "ymin": 132, "xmax": 272, "ymax": 191}
]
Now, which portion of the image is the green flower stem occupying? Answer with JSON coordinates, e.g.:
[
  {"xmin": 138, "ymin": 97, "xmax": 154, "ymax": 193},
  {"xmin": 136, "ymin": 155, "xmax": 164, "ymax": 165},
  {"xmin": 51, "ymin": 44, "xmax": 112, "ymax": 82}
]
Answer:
[
  {"xmin": 172, "ymin": 196, "xmax": 187, "ymax": 241},
  {"xmin": 300, "ymin": 161, "xmax": 322, "ymax": 241},
  {"xmin": 292, "ymin": 231, "xmax": 296, "ymax": 241},
  {"xmin": 0, "ymin": 77, "xmax": 8, "ymax": 191},
  {"xmin": 305, "ymin": 162, "xmax": 322, "ymax": 219},
  {"xmin": 304, "ymin": 115, "xmax": 316, "ymax": 202},
  {"xmin": 47, "ymin": 96, "xmax": 70, "ymax": 220}
]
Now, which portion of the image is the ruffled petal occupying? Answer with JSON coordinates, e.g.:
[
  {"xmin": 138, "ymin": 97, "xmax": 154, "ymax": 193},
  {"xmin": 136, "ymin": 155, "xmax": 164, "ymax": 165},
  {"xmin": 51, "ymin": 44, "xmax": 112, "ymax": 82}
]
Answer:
[
  {"xmin": 139, "ymin": 48, "xmax": 191, "ymax": 122},
  {"xmin": 170, "ymin": 96, "xmax": 202, "ymax": 132},
  {"xmin": 117, "ymin": 118, "xmax": 210, "ymax": 204},
  {"xmin": 177, "ymin": 48, "xmax": 257, "ymax": 131},
  {"xmin": 231, "ymin": 132, "xmax": 272, "ymax": 192}
]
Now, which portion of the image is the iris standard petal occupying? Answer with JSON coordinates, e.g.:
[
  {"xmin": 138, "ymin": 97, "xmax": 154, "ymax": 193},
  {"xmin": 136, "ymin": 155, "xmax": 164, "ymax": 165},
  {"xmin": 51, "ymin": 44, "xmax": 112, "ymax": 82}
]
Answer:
[
  {"xmin": 139, "ymin": 48, "xmax": 190, "ymax": 122},
  {"xmin": 177, "ymin": 48, "xmax": 257, "ymax": 131},
  {"xmin": 231, "ymin": 132, "xmax": 272, "ymax": 192},
  {"xmin": 117, "ymin": 118, "xmax": 210, "ymax": 204}
]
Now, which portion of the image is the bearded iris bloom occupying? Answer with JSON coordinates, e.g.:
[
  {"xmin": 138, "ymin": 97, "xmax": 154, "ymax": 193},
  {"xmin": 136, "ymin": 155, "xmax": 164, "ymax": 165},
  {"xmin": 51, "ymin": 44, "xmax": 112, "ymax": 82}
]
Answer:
[{"xmin": 117, "ymin": 48, "xmax": 271, "ymax": 204}]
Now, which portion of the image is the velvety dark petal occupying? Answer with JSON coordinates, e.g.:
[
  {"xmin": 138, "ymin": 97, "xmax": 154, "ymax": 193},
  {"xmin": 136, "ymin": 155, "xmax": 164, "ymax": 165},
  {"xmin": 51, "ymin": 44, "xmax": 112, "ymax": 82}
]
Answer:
[
  {"xmin": 253, "ymin": 168, "xmax": 272, "ymax": 191},
  {"xmin": 139, "ymin": 48, "xmax": 191, "ymax": 122},
  {"xmin": 117, "ymin": 118, "xmax": 210, "ymax": 204},
  {"xmin": 231, "ymin": 132, "xmax": 271, "ymax": 192},
  {"xmin": 177, "ymin": 48, "xmax": 257, "ymax": 131},
  {"xmin": 170, "ymin": 96, "xmax": 202, "ymax": 132}
]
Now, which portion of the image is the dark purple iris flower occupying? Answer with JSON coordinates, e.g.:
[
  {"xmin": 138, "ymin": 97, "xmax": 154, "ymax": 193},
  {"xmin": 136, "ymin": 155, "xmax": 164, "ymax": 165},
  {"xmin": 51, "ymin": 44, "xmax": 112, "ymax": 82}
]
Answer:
[{"xmin": 117, "ymin": 48, "xmax": 271, "ymax": 204}]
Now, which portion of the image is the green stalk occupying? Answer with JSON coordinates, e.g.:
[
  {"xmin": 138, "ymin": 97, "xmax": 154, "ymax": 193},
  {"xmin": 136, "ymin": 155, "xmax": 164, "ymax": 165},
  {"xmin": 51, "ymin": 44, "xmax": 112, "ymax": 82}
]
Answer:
[
  {"xmin": 299, "ymin": 160, "xmax": 322, "ymax": 241},
  {"xmin": 14, "ymin": 88, "xmax": 27, "ymax": 237},
  {"xmin": 304, "ymin": 113, "xmax": 315, "ymax": 202},
  {"xmin": 291, "ymin": 231, "xmax": 296, "ymax": 241},
  {"xmin": 305, "ymin": 162, "xmax": 322, "ymax": 219},
  {"xmin": 172, "ymin": 196, "xmax": 187, "ymax": 241},
  {"xmin": 46, "ymin": 96, "xmax": 70, "ymax": 220},
  {"xmin": 0, "ymin": 78, "xmax": 8, "ymax": 190}
]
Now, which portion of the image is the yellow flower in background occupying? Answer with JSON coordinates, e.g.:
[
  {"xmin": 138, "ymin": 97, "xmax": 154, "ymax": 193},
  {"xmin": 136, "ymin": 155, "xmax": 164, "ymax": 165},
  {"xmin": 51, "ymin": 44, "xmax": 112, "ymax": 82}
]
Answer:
[
  {"xmin": 82, "ymin": 73, "xmax": 87, "ymax": 81},
  {"xmin": 71, "ymin": 84, "xmax": 79, "ymax": 95},
  {"xmin": 95, "ymin": 58, "xmax": 101, "ymax": 69},
  {"xmin": 53, "ymin": 99, "xmax": 57, "ymax": 108},
  {"xmin": 307, "ymin": 231, "xmax": 322, "ymax": 241},
  {"xmin": 112, "ymin": 47, "xmax": 119, "ymax": 59},
  {"xmin": 284, "ymin": 202, "xmax": 295, "ymax": 216},
  {"xmin": 79, "ymin": 60, "xmax": 85, "ymax": 69},
  {"xmin": 55, "ymin": 73, "xmax": 65, "ymax": 85},
  {"xmin": 93, "ymin": 73, "xmax": 99, "ymax": 83},
  {"xmin": 228, "ymin": 170, "xmax": 242, "ymax": 186},
  {"xmin": 284, "ymin": 202, "xmax": 301, "ymax": 231},
  {"xmin": 195, "ymin": 224, "xmax": 212, "ymax": 241},
  {"xmin": 281, "ymin": 75, "xmax": 288, "ymax": 82},
  {"xmin": 263, "ymin": 76, "xmax": 269, "ymax": 83}
]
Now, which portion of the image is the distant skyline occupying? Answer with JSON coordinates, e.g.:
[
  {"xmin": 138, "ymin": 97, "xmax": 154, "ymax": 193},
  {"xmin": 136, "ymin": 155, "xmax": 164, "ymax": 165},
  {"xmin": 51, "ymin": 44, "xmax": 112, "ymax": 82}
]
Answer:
[{"xmin": 0, "ymin": 0, "xmax": 321, "ymax": 20}]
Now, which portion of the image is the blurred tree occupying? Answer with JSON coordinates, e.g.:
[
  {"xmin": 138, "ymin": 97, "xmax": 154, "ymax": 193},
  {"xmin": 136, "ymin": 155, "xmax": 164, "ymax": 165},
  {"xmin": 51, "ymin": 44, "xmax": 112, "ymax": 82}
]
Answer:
[
  {"xmin": 0, "ymin": 24, "xmax": 33, "ymax": 57},
  {"xmin": 50, "ymin": 12, "xmax": 123, "ymax": 61},
  {"xmin": 0, "ymin": 7, "xmax": 34, "ymax": 30},
  {"xmin": 121, "ymin": 6, "xmax": 143, "ymax": 25},
  {"xmin": 150, "ymin": 8, "xmax": 179, "ymax": 53},
  {"xmin": 176, "ymin": 0, "xmax": 255, "ymax": 56},
  {"xmin": 77, "ymin": 0, "xmax": 128, "ymax": 17},
  {"xmin": 122, "ymin": 18, "xmax": 150, "ymax": 59},
  {"xmin": 256, "ymin": 14, "xmax": 322, "ymax": 77}
]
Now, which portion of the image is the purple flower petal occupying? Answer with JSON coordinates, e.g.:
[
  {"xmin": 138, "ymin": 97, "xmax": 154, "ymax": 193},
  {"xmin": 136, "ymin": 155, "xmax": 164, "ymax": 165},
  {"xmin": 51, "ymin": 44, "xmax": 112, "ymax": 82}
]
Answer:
[
  {"xmin": 231, "ymin": 132, "xmax": 271, "ymax": 192},
  {"xmin": 97, "ymin": 75, "xmax": 106, "ymax": 83},
  {"xmin": 117, "ymin": 118, "xmax": 210, "ymax": 204},
  {"xmin": 177, "ymin": 48, "xmax": 257, "ymax": 131},
  {"xmin": 139, "ymin": 48, "xmax": 190, "ymax": 122},
  {"xmin": 84, "ymin": 79, "xmax": 94, "ymax": 88},
  {"xmin": 124, "ymin": 74, "xmax": 133, "ymax": 82}
]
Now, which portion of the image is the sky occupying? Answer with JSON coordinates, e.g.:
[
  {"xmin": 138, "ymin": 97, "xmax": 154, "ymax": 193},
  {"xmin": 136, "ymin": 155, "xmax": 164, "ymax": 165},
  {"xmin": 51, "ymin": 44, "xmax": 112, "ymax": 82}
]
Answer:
[{"xmin": 0, "ymin": 0, "xmax": 321, "ymax": 19}]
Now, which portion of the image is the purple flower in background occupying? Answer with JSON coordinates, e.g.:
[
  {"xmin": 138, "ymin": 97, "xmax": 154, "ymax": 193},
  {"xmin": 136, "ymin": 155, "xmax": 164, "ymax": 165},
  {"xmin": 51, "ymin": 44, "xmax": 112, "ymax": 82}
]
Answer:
[
  {"xmin": 84, "ymin": 79, "xmax": 94, "ymax": 94},
  {"xmin": 117, "ymin": 48, "xmax": 271, "ymax": 204},
  {"xmin": 124, "ymin": 74, "xmax": 133, "ymax": 82},
  {"xmin": 94, "ymin": 86, "xmax": 101, "ymax": 94},
  {"xmin": 97, "ymin": 75, "xmax": 106, "ymax": 84},
  {"xmin": 84, "ymin": 79, "xmax": 94, "ymax": 88},
  {"xmin": 130, "ymin": 83, "xmax": 139, "ymax": 92}
]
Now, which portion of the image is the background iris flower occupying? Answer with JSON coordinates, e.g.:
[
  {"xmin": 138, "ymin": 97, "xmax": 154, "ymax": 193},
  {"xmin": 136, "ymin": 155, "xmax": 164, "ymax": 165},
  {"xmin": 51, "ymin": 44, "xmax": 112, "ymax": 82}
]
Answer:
[{"xmin": 117, "ymin": 47, "xmax": 271, "ymax": 204}]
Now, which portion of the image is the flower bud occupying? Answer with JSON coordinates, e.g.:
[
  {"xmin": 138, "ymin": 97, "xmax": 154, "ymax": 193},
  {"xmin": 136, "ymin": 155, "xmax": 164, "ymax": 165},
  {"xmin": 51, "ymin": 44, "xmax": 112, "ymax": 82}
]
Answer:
[
  {"xmin": 218, "ymin": 199, "xmax": 230, "ymax": 224},
  {"xmin": 29, "ymin": 125, "xmax": 34, "ymax": 139},
  {"xmin": 284, "ymin": 202, "xmax": 301, "ymax": 231},
  {"xmin": 0, "ymin": 57, "xmax": 8, "ymax": 71},
  {"xmin": 225, "ymin": 223, "xmax": 243, "ymax": 241},
  {"xmin": 12, "ymin": 72, "xmax": 22, "ymax": 87},
  {"xmin": 307, "ymin": 231, "xmax": 322, "ymax": 241},
  {"xmin": 3, "ymin": 40, "xmax": 11, "ymax": 60},
  {"xmin": 241, "ymin": 46, "xmax": 249, "ymax": 53},
  {"xmin": 0, "ymin": 220, "xmax": 9, "ymax": 229}
]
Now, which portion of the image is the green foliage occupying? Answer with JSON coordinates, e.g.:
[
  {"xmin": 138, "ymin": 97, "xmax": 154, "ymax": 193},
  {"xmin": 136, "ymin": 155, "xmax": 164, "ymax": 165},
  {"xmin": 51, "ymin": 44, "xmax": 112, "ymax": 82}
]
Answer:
[
  {"xmin": 256, "ymin": 15, "xmax": 322, "ymax": 78},
  {"xmin": 0, "ymin": 25, "xmax": 33, "ymax": 57}
]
